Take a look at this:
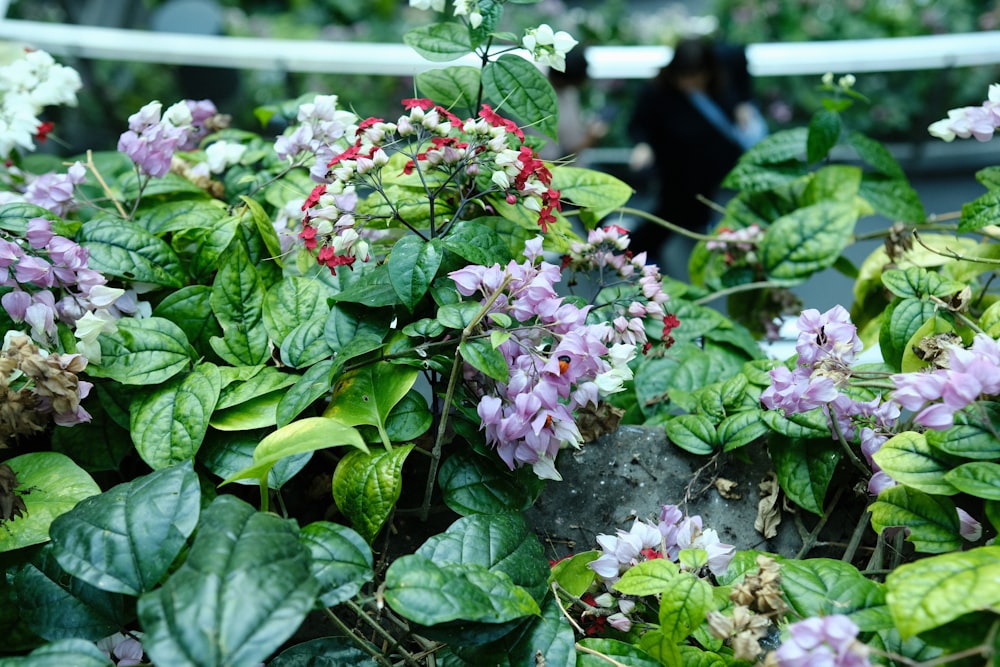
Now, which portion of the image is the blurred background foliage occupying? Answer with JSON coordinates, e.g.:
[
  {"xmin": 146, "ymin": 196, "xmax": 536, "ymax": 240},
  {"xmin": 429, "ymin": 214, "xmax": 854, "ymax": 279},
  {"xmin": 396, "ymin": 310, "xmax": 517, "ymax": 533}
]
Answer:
[{"xmin": 7, "ymin": 0, "xmax": 1000, "ymax": 154}]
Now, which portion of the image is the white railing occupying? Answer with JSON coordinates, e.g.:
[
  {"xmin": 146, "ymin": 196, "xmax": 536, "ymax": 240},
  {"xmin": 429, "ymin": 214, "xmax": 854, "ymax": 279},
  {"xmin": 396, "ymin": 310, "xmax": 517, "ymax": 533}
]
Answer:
[{"xmin": 0, "ymin": 18, "xmax": 998, "ymax": 80}]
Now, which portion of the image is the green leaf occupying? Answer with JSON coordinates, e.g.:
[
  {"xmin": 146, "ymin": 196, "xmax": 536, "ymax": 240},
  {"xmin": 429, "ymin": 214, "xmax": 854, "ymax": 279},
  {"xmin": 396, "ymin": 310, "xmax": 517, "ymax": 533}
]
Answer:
[
  {"xmin": 806, "ymin": 110, "xmax": 841, "ymax": 163},
  {"xmin": 403, "ymin": 23, "xmax": 472, "ymax": 61},
  {"xmin": 577, "ymin": 639, "xmax": 661, "ymax": 667},
  {"xmin": 872, "ymin": 431, "xmax": 959, "ymax": 496},
  {"xmin": 886, "ymin": 546, "xmax": 1000, "ymax": 638},
  {"xmin": 481, "ymin": 54, "xmax": 559, "ymax": 139},
  {"xmin": 200, "ymin": 429, "xmax": 311, "ymax": 489},
  {"xmin": 780, "ymin": 558, "xmax": 891, "ymax": 632},
  {"xmin": 51, "ymin": 403, "xmax": 132, "ymax": 473},
  {"xmin": 172, "ymin": 214, "xmax": 241, "ymax": 282},
  {"xmin": 79, "ymin": 217, "xmax": 184, "ymax": 287},
  {"xmin": 859, "ymin": 174, "xmax": 927, "ymax": 223},
  {"xmin": 137, "ymin": 197, "xmax": 228, "ymax": 234},
  {"xmin": 768, "ymin": 436, "xmax": 840, "ymax": 515},
  {"xmin": 417, "ymin": 513, "xmax": 549, "ymax": 601},
  {"xmin": 263, "ymin": 276, "xmax": 330, "ymax": 346},
  {"xmin": 388, "ymin": 236, "xmax": 443, "ymax": 310},
  {"xmin": 209, "ymin": 240, "xmax": 269, "ymax": 366},
  {"xmin": 300, "ymin": 521, "xmax": 374, "ymax": 607},
  {"xmin": 496, "ymin": 593, "xmax": 577, "ymax": 667},
  {"xmin": 48, "ymin": 462, "xmax": 200, "ymax": 596},
  {"xmin": 0, "ymin": 638, "xmax": 115, "ymax": 667},
  {"xmin": 0, "ymin": 453, "xmax": 101, "ymax": 553},
  {"xmin": 276, "ymin": 359, "xmax": 336, "ymax": 427},
  {"xmin": 438, "ymin": 449, "xmax": 544, "ymax": 516},
  {"xmin": 153, "ymin": 285, "xmax": 221, "ymax": 356},
  {"xmin": 415, "ymin": 65, "xmax": 480, "ymax": 115},
  {"xmin": 138, "ymin": 495, "xmax": 319, "ymax": 667},
  {"xmin": 847, "ymin": 130, "xmax": 905, "ymax": 178},
  {"xmin": 280, "ymin": 314, "xmax": 333, "ymax": 369},
  {"xmin": 959, "ymin": 190, "xmax": 1000, "ymax": 233},
  {"xmin": 881, "ymin": 267, "xmax": 963, "ymax": 299},
  {"xmin": 943, "ymin": 462, "xmax": 1000, "ymax": 500},
  {"xmin": 613, "ymin": 558, "xmax": 680, "ymax": 596},
  {"xmin": 383, "ymin": 554, "xmax": 540, "ymax": 625},
  {"xmin": 332, "ymin": 445, "xmax": 414, "ymax": 543},
  {"xmin": 549, "ymin": 552, "xmax": 599, "ymax": 598},
  {"xmin": 665, "ymin": 415, "xmax": 717, "ymax": 455},
  {"xmin": 383, "ymin": 390, "xmax": 432, "ymax": 442},
  {"xmin": 130, "ymin": 363, "xmax": 223, "ymax": 469},
  {"xmin": 740, "ymin": 127, "xmax": 808, "ymax": 164},
  {"xmin": 550, "ymin": 167, "xmax": 634, "ymax": 219},
  {"xmin": 241, "ymin": 195, "xmax": 284, "ymax": 267},
  {"xmin": 441, "ymin": 219, "xmax": 514, "ymax": 266},
  {"xmin": 216, "ymin": 366, "xmax": 297, "ymax": 410},
  {"xmin": 879, "ymin": 297, "xmax": 937, "ymax": 371},
  {"xmin": 760, "ymin": 407, "xmax": 830, "ymax": 439},
  {"xmin": 323, "ymin": 362, "xmax": 418, "ymax": 448},
  {"xmin": 460, "ymin": 337, "xmax": 509, "ymax": 382},
  {"xmin": 88, "ymin": 317, "xmax": 196, "ymax": 385},
  {"xmin": 658, "ymin": 572, "xmax": 713, "ymax": 642},
  {"xmin": 328, "ymin": 262, "xmax": 402, "ymax": 308},
  {"xmin": 927, "ymin": 404, "xmax": 1000, "ymax": 459},
  {"xmin": 437, "ymin": 301, "xmax": 482, "ymax": 330},
  {"xmin": 223, "ymin": 416, "xmax": 367, "ymax": 487},
  {"xmin": 269, "ymin": 637, "xmax": 380, "ymax": 667},
  {"xmin": 209, "ymin": 390, "xmax": 284, "ymax": 431},
  {"xmin": 718, "ymin": 410, "xmax": 768, "ymax": 451},
  {"xmin": 870, "ymin": 485, "xmax": 962, "ymax": 553},
  {"xmin": 760, "ymin": 201, "xmax": 858, "ymax": 282},
  {"xmin": 324, "ymin": 302, "xmax": 389, "ymax": 356}
]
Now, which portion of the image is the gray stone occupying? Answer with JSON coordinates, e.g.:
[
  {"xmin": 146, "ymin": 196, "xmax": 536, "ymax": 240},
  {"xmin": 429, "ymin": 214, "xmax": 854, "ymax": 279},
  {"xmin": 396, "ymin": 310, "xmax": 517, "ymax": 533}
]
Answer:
[{"xmin": 526, "ymin": 425, "xmax": 803, "ymax": 561}]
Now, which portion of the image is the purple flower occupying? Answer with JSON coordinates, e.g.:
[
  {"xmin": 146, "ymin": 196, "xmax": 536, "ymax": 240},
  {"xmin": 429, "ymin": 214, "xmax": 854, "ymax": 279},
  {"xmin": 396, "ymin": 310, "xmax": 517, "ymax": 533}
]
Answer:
[
  {"xmin": 13, "ymin": 255, "xmax": 53, "ymax": 287},
  {"xmin": 25, "ymin": 217, "xmax": 53, "ymax": 249},
  {"xmin": 761, "ymin": 366, "xmax": 838, "ymax": 413},
  {"xmin": 957, "ymin": 507, "xmax": 982, "ymax": 541},
  {"xmin": 774, "ymin": 615, "xmax": 871, "ymax": 667}
]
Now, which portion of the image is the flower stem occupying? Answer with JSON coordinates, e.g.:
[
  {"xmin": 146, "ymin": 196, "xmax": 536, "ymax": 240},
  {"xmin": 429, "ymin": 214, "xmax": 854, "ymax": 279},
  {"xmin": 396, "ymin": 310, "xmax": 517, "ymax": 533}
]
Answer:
[
  {"xmin": 343, "ymin": 600, "xmax": 421, "ymax": 667},
  {"xmin": 693, "ymin": 280, "xmax": 786, "ymax": 306},
  {"xmin": 320, "ymin": 607, "xmax": 394, "ymax": 667}
]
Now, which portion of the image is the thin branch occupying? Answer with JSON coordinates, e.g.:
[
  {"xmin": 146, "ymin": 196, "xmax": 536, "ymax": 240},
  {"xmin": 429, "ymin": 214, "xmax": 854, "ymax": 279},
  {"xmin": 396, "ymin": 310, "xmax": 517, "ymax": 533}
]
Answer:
[
  {"xmin": 321, "ymin": 607, "xmax": 394, "ymax": 667},
  {"xmin": 84, "ymin": 150, "xmax": 128, "ymax": 219},
  {"xmin": 913, "ymin": 230, "xmax": 1000, "ymax": 265},
  {"xmin": 343, "ymin": 600, "xmax": 421, "ymax": 667},
  {"xmin": 795, "ymin": 486, "xmax": 845, "ymax": 559},
  {"xmin": 829, "ymin": 407, "xmax": 873, "ymax": 477},
  {"xmin": 575, "ymin": 644, "xmax": 632, "ymax": 667},
  {"xmin": 551, "ymin": 583, "xmax": 586, "ymax": 635},
  {"xmin": 692, "ymin": 281, "xmax": 786, "ymax": 306},
  {"xmin": 615, "ymin": 206, "xmax": 718, "ymax": 241}
]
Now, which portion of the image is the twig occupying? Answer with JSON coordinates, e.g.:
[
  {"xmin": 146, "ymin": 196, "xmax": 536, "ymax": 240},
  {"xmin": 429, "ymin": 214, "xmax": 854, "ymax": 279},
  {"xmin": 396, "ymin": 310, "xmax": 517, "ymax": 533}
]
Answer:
[
  {"xmin": 84, "ymin": 150, "xmax": 129, "ymax": 219},
  {"xmin": 795, "ymin": 486, "xmax": 844, "ymax": 559},
  {"xmin": 841, "ymin": 510, "xmax": 872, "ymax": 565},
  {"xmin": 344, "ymin": 599, "xmax": 421, "ymax": 667},
  {"xmin": 321, "ymin": 607, "xmax": 394, "ymax": 667},
  {"xmin": 575, "ymin": 644, "xmax": 632, "ymax": 667},
  {"xmin": 615, "ymin": 206, "xmax": 718, "ymax": 241},
  {"xmin": 551, "ymin": 583, "xmax": 586, "ymax": 635},
  {"xmin": 693, "ymin": 280, "xmax": 787, "ymax": 306},
  {"xmin": 913, "ymin": 230, "xmax": 1000, "ymax": 265},
  {"xmin": 829, "ymin": 408, "xmax": 872, "ymax": 477}
]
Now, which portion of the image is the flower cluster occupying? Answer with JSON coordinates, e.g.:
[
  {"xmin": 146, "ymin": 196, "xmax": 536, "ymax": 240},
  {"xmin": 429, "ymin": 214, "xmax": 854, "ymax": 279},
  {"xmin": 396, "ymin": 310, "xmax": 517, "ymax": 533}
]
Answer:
[
  {"xmin": 0, "ymin": 160, "xmax": 87, "ymax": 218},
  {"xmin": 589, "ymin": 503, "xmax": 735, "ymax": 583},
  {"xmin": 0, "ymin": 49, "xmax": 82, "ymax": 159},
  {"xmin": 708, "ymin": 555, "xmax": 787, "ymax": 661},
  {"xmin": 769, "ymin": 614, "xmax": 872, "ymax": 667},
  {"xmin": 563, "ymin": 225, "xmax": 672, "ymax": 352},
  {"xmin": 706, "ymin": 223, "xmax": 764, "ymax": 265},
  {"xmin": 891, "ymin": 333, "xmax": 1000, "ymax": 430},
  {"xmin": 274, "ymin": 94, "xmax": 358, "ymax": 182},
  {"xmin": 118, "ymin": 99, "xmax": 223, "ymax": 178},
  {"xmin": 295, "ymin": 97, "xmax": 561, "ymax": 275},
  {"xmin": 1, "ymin": 332, "xmax": 92, "ymax": 444},
  {"xmin": 522, "ymin": 24, "xmax": 579, "ymax": 72},
  {"xmin": 451, "ymin": 237, "xmax": 633, "ymax": 479},
  {"xmin": 928, "ymin": 83, "xmax": 1000, "ymax": 142},
  {"xmin": 761, "ymin": 306, "xmax": 900, "ymax": 494}
]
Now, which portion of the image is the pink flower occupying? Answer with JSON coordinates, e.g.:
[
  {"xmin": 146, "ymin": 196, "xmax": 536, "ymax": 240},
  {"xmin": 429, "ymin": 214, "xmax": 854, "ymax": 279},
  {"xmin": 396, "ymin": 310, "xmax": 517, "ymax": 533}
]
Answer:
[{"xmin": 774, "ymin": 615, "xmax": 871, "ymax": 667}]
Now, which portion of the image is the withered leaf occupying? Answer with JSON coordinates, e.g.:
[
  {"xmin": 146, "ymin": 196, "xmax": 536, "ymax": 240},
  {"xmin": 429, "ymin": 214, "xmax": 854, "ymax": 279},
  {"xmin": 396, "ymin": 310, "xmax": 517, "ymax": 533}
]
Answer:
[
  {"xmin": 576, "ymin": 402, "xmax": 624, "ymax": 444},
  {"xmin": 754, "ymin": 471, "xmax": 781, "ymax": 539},
  {"xmin": 0, "ymin": 463, "xmax": 27, "ymax": 523},
  {"xmin": 714, "ymin": 477, "xmax": 742, "ymax": 500}
]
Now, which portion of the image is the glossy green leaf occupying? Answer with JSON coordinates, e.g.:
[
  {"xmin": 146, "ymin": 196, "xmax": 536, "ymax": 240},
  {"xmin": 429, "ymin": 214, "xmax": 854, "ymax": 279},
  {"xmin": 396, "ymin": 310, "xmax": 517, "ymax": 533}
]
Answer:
[
  {"xmin": 460, "ymin": 337, "xmax": 509, "ymax": 382},
  {"xmin": 130, "ymin": 363, "xmax": 222, "ymax": 469},
  {"xmin": 240, "ymin": 195, "xmax": 284, "ymax": 267},
  {"xmin": 50, "ymin": 405, "xmax": 132, "ymax": 473},
  {"xmin": 806, "ymin": 110, "xmax": 841, "ymax": 163},
  {"xmin": 613, "ymin": 558, "xmax": 680, "ymax": 596},
  {"xmin": 847, "ymin": 130, "xmax": 905, "ymax": 178},
  {"xmin": 138, "ymin": 495, "xmax": 319, "ymax": 667},
  {"xmin": 49, "ymin": 462, "xmax": 200, "ymax": 596},
  {"xmin": 209, "ymin": 390, "xmax": 284, "ymax": 431},
  {"xmin": 137, "ymin": 197, "xmax": 227, "ymax": 234},
  {"xmin": 550, "ymin": 166, "xmax": 634, "ymax": 219},
  {"xmin": 718, "ymin": 410, "xmax": 768, "ymax": 451},
  {"xmin": 173, "ymin": 214, "xmax": 241, "ymax": 282},
  {"xmin": 223, "ymin": 416, "xmax": 367, "ymax": 487},
  {"xmin": 323, "ymin": 362, "xmax": 418, "ymax": 448},
  {"xmin": 324, "ymin": 302, "xmax": 388, "ymax": 355},
  {"xmin": 879, "ymin": 298, "xmax": 937, "ymax": 371},
  {"xmin": 860, "ymin": 174, "xmax": 927, "ymax": 223},
  {"xmin": 280, "ymin": 314, "xmax": 333, "ymax": 368},
  {"xmin": 88, "ymin": 317, "xmax": 195, "ymax": 385},
  {"xmin": 870, "ymin": 485, "xmax": 962, "ymax": 553},
  {"xmin": 388, "ymin": 236, "xmax": 443, "ymax": 310},
  {"xmin": 872, "ymin": 431, "xmax": 959, "ymax": 496},
  {"xmin": 300, "ymin": 521, "xmax": 374, "ymax": 607},
  {"xmin": 437, "ymin": 301, "xmax": 482, "ymax": 330},
  {"xmin": 943, "ymin": 462, "xmax": 1000, "ymax": 500},
  {"xmin": 482, "ymin": 54, "xmax": 558, "ymax": 139},
  {"xmin": 79, "ymin": 217, "xmax": 184, "ymax": 287},
  {"xmin": 664, "ymin": 414, "xmax": 716, "ymax": 455},
  {"xmin": 959, "ymin": 190, "xmax": 1000, "ymax": 232},
  {"xmin": 268, "ymin": 637, "xmax": 380, "ymax": 667},
  {"xmin": 200, "ymin": 429, "xmax": 311, "ymax": 489},
  {"xmin": 438, "ymin": 449, "xmax": 544, "ymax": 516},
  {"xmin": 760, "ymin": 408, "xmax": 830, "ymax": 439},
  {"xmin": 0, "ymin": 453, "xmax": 101, "ymax": 552},
  {"xmin": 0, "ymin": 638, "xmax": 115, "ymax": 667},
  {"xmin": 120, "ymin": 171, "xmax": 206, "ymax": 198},
  {"xmin": 403, "ymin": 23, "xmax": 472, "ymax": 62},
  {"xmin": 263, "ymin": 276, "xmax": 330, "ymax": 346},
  {"xmin": 415, "ymin": 65, "xmax": 480, "ymax": 114},
  {"xmin": 881, "ymin": 267, "xmax": 963, "ymax": 299},
  {"xmin": 276, "ymin": 359, "xmax": 336, "ymax": 427},
  {"xmin": 332, "ymin": 445, "xmax": 414, "ymax": 543},
  {"xmin": 759, "ymin": 201, "xmax": 858, "ymax": 282},
  {"xmin": 209, "ymin": 240, "xmax": 269, "ymax": 366},
  {"xmin": 549, "ymin": 551, "xmax": 600, "ymax": 598},
  {"xmin": 577, "ymin": 638, "xmax": 662, "ymax": 667},
  {"xmin": 441, "ymin": 218, "xmax": 514, "ymax": 266},
  {"xmin": 383, "ymin": 554, "xmax": 539, "ymax": 625},
  {"xmin": 383, "ymin": 390, "xmax": 432, "ymax": 442},
  {"xmin": 152, "ymin": 285, "xmax": 221, "ymax": 356},
  {"xmin": 327, "ymin": 262, "xmax": 402, "ymax": 307},
  {"xmin": 740, "ymin": 127, "xmax": 808, "ymax": 165},
  {"xmin": 768, "ymin": 436, "xmax": 841, "ymax": 515},
  {"xmin": 14, "ymin": 547, "xmax": 128, "ymax": 641},
  {"xmin": 216, "ymin": 366, "xmax": 297, "ymax": 410},
  {"xmin": 657, "ymin": 572, "xmax": 713, "ymax": 642},
  {"xmin": 886, "ymin": 546, "xmax": 1000, "ymax": 638},
  {"xmin": 417, "ymin": 513, "xmax": 549, "ymax": 602},
  {"xmin": 780, "ymin": 558, "xmax": 891, "ymax": 632}
]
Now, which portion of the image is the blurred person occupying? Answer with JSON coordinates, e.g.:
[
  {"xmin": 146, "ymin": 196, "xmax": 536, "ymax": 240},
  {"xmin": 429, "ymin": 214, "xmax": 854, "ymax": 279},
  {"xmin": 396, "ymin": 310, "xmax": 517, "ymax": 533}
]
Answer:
[{"xmin": 627, "ymin": 36, "xmax": 765, "ymax": 278}]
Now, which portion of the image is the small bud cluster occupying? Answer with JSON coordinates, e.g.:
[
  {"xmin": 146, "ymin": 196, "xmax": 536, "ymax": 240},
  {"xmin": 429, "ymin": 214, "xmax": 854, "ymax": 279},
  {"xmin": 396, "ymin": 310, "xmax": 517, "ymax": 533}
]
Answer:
[
  {"xmin": 450, "ymin": 237, "xmax": 630, "ymax": 480},
  {"xmin": 293, "ymin": 97, "xmax": 561, "ymax": 275},
  {"xmin": 705, "ymin": 223, "xmax": 764, "ymax": 266},
  {"xmin": 522, "ymin": 24, "xmax": 580, "ymax": 72},
  {"xmin": 0, "ymin": 49, "xmax": 82, "ymax": 159},
  {"xmin": 1, "ymin": 332, "xmax": 92, "ymax": 445}
]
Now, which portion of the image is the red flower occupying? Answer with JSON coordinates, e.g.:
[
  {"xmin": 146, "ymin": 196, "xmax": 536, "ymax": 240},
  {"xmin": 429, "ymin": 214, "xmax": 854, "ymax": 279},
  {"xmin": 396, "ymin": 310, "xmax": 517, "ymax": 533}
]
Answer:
[
  {"xmin": 298, "ymin": 224, "xmax": 318, "ymax": 250},
  {"xmin": 327, "ymin": 144, "xmax": 361, "ymax": 168},
  {"xmin": 34, "ymin": 121, "xmax": 55, "ymax": 143},
  {"xmin": 662, "ymin": 313, "xmax": 680, "ymax": 337},
  {"xmin": 479, "ymin": 104, "xmax": 525, "ymax": 141},
  {"xmin": 302, "ymin": 184, "xmax": 327, "ymax": 210},
  {"xmin": 402, "ymin": 98, "xmax": 434, "ymax": 110}
]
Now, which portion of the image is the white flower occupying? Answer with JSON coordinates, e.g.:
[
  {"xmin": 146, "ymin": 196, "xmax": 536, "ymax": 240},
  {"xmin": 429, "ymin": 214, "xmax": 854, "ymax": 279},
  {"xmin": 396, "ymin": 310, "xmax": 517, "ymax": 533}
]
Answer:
[
  {"xmin": 75, "ymin": 309, "xmax": 118, "ymax": 364},
  {"xmin": 409, "ymin": 0, "xmax": 445, "ymax": 10},
  {"xmin": 204, "ymin": 141, "xmax": 247, "ymax": 173},
  {"xmin": 522, "ymin": 24, "xmax": 578, "ymax": 72},
  {"xmin": 491, "ymin": 170, "xmax": 510, "ymax": 190}
]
